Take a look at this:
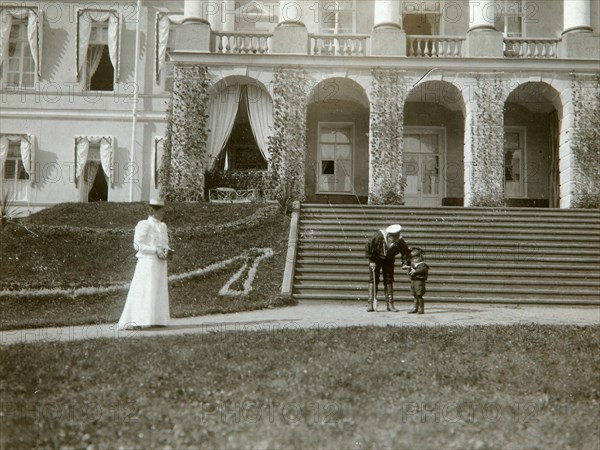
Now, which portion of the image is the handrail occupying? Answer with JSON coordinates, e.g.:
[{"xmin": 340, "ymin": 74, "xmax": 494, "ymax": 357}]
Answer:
[
  {"xmin": 309, "ymin": 33, "xmax": 370, "ymax": 56},
  {"xmin": 213, "ymin": 31, "xmax": 273, "ymax": 54},
  {"xmin": 504, "ymin": 37, "xmax": 560, "ymax": 59},
  {"xmin": 407, "ymin": 35, "xmax": 465, "ymax": 58}
]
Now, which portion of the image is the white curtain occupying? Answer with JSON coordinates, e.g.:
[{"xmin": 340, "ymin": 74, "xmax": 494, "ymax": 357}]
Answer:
[
  {"xmin": 0, "ymin": 8, "xmax": 40, "ymax": 76},
  {"xmin": 152, "ymin": 137, "xmax": 165, "ymax": 189},
  {"xmin": 206, "ymin": 85, "xmax": 242, "ymax": 170},
  {"xmin": 87, "ymin": 45, "xmax": 104, "ymax": 87},
  {"xmin": 155, "ymin": 13, "xmax": 183, "ymax": 82},
  {"xmin": 75, "ymin": 136, "xmax": 113, "ymax": 186},
  {"xmin": 85, "ymin": 162, "xmax": 100, "ymax": 195},
  {"xmin": 77, "ymin": 10, "xmax": 120, "ymax": 80},
  {"xmin": 245, "ymin": 85, "xmax": 274, "ymax": 162},
  {"xmin": 0, "ymin": 134, "xmax": 33, "ymax": 180}
]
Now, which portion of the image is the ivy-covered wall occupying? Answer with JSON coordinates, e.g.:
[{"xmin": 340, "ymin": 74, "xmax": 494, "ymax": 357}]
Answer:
[
  {"xmin": 160, "ymin": 64, "xmax": 210, "ymax": 202},
  {"xmin": 369, "ymin": 69, "xmax": 407, "ymax": 205},
  {"xmin": 465, "ymin": 76, "xmax": 506, "ymax": 207},
  {"xmin": 268, "ymin": 68, "xmax": 312, "ymax": 205},
  {"xmin": 571, "ymin": 75, "xmax": 600, "ymax": 209}
]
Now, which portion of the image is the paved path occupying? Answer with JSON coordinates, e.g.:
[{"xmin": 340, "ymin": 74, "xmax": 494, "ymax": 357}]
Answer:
[{"xmin": 2, "ymin": 301, "xmax": 599, "ymax": 346}]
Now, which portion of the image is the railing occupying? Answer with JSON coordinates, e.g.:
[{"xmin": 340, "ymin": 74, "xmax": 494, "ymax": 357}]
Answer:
[
  {"xmin": 504, "ymin": 38, "xmax": 560, "ymax": 59},
  {"xmin": 209, "ymin": 188, "xmax": 257, "ymax": 203},
  {"xmin": 309, "ymin": 34, "xmax": 370, "ymax": 56},
  {"xmin": 213, "ymin": 32, "xmax": 272, "ymax": 55},
  {"xmin": 407, "ymin": 35, "xmax": 465, "ymax": 58}
]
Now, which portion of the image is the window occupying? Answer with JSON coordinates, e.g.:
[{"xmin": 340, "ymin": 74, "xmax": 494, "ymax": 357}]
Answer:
[
  {"xmin": 155, "ymin": 12, "xmax": 183, "ymax": 91},
  {"xmin": 86, "ymin": 23, "xmax": 114, "ymax": 91},
  {"xmin": 236, "ymin": 2, "xmax": 277, "ymax": 32},
  {"xmin": 76, "ymin": 9, "xmax": 120, "ymax": 90},
  {"xmin": 402, "ymin": 1, "xmax": 442, "ymax": 35},
  {"xmin": 75, "ymin": 135, "xmax": 113, "ymax": 202},
  {"xmin": 318, "ymin": 124, "xmax": 354, "ymax": 193},
  {"xmin": 504, "ymin": 128, "xmax": 526, "ymax": 198},
  {"xmin": 321, "ymin": 0, "xmax": 356, "ymax": 34},
  {"xmin": 1, "ymin": 134, "xmax": 32, "ymax": 201},
  {"xmin": 495, "ymin": 0, "xmax": 523, "ymax": 37},
  {"xmin": 1, "ymin": 7, "xmax": 41, "ymax": 88}
]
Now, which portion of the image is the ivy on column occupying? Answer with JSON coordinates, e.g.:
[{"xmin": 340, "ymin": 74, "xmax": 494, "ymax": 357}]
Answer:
[
  {"xmin": 369, "ymin": 69, "xmax": 407, "ymax": 205},
  {"xmin": 160, "ymin": 64, "xmax": 211, "ymax": 202}
]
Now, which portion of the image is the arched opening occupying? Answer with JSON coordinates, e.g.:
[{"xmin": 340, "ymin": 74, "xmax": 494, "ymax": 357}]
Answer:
[
  {"xmin": 206, "ymin": 77, "xmax": 272, "ymax": 173},
  {"xmin": 504, "ymin": 82, "xmax": 561, "ymax": 208},
  {"xmin": 404, "ymin": 80, "xmax": 465, "ymax": 207},
  {"xmin": 306, "ymin": 77, "xmax": 370, "ymax": 204}
]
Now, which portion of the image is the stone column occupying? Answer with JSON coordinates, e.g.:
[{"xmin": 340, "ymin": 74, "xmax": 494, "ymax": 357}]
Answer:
[
  {"xmin": 465, "ymin": 0, "xmax": 503, "ymax": 57},
  {"xmin": 371, "ymin": 0, "xmax": 405, "ymax": 56},
  {"xmin": 271, "ymin": 0, "xmax": 308, "ymax": 54},
  {"xmin": 561, "ymin": 0, "xmax": 599, "ymax": 59},
  {"xmin": 462, "ymin": 77, "xmax": 506, "ymax": 207},
  {"xmin": 563, "ymin": 0, "xmax": 592, "ymax": 33},
  {"xmin": 176, "ymin": 0, "xmax": 212, "ymax": 51}
]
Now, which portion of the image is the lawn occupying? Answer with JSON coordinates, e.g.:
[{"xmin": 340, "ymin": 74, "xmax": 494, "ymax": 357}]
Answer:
[
  {"xmin": 0, "ymin": 202, "xmax": 292, "ymax": 330},
  {"xmin": 1, "ymin": 325, "xmax": 598, "ymax": 449}
]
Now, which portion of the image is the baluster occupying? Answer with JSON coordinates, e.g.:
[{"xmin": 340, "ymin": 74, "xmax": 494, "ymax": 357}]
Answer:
[
  {"xmin": 267, "ymin": 36, "xmax": 272, "ymax": 54},
  {"xmin": 217, "ymin": 35, "xmax": 224, "ymax": 53},
  {"xmin": 549, "ymin": 42, "xmax": 556, "ymax": 58},
  {"xmin": 541, "ymin": 41, "xmax": 547, "ymax": 58},
  {"xmin": 432, "ymin": 39, "xmax": 439, "ymax": 57},
  {"xmin": 224, "ymin": 36, "xmax": 230, "ymax": 53},
  {"xmin": 417, "ymin": 38, "xmax": 423, "ymax": 57},
  {"xmin": 533, "ymin": 41, "xmax": 540, "ymax": 58}
]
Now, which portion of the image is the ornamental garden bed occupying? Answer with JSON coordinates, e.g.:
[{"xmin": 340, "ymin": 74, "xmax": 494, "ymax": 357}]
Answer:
[{"xmin": 0, "ymin": 202, "xmax": 292, "ymax": 330}]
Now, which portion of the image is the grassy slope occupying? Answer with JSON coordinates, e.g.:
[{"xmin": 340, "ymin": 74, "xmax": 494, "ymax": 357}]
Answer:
[
  {"xmin": 0, "ymin": 202, "xmax": 292, "ymax": 330},
  {"xmin": 1, "ymin": 326, "xmax": 598, "ymax": 449}
]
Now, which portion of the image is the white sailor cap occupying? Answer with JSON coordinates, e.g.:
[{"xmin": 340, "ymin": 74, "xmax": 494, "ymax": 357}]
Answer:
[
  {"xmin": 386, "ymin": 224, "xmax": 402, "ymax": 235},
  {"xmin": 149, "ymin": 198, "xmax": 165, "ymax": 207}
]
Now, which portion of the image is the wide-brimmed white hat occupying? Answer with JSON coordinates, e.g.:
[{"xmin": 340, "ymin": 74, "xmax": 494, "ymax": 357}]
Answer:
[
  {"xmin": 386, "ymin": 224, "xmax": 402, "ymax": 235},
  {"xmin": 149, "ymin": 198, "xmax": 165, "ymax": 207}
]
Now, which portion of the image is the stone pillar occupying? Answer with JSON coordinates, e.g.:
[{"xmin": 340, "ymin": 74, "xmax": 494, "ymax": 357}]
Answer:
[
  {"xmin": 462, "ymin": 77, "xmax": 506, "ymax": 207},
  {"xmin": 371, "ymin": 0, "xmax": 405, "ymax": 56},
  {"xmin": 561, "ymin": 0, "xmax": 599, "ymax": 59},
  {"xmin": 563, "ymin": 0, "xmax": 592, "ymax": 33},
  {"xmin": 465, "ymin": 0, "xmax": 503, "ymax": 57},
  {"xmin": 271, "ymin": 0, "xmax": 308, "ymax": 54},
  {"xmin": 204, "ymin": 0, "xmax": 223, "ymax": 31},
  {"xmin": 176, "ymin": 0, "xmax": 212, "ymax": 52}
]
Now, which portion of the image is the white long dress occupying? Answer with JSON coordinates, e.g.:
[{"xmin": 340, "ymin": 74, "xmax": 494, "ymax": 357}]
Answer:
[{"xmin": 118, "ymin": 216, "xmax": 170, "ymax": 329}]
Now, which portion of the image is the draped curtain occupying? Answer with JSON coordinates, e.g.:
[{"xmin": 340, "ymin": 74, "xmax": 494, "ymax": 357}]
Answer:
[
  {"xmin": 155, "ymin": 13, "xmax": 183, "ymax": 82},
  {"xmin": 0, "ymin": 134, "xmax": 34, "ymax": 181},
  {"xmin": 77, "ymin": 10, "xmax": 120, "ymax": 80},
  {"xmin": 75, "ymin": 136, "xmax": 113, "ymax": 187},
  {"xmin": 0, "ymin": 8, "xmax": 41, "ymax": 77},
  {"xmin": 245, "ymin": 85, "xmax": 274, "ymax": 162},
  {"xmin": 0, "ymin": 134, "xmax": 34, "ymax": 200},
  {"xmin": 206, "ymin": 85, "xmax": 242, "ymax": 170}
]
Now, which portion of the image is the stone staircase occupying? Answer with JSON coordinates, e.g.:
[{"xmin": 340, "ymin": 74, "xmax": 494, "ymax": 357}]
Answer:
[{"xmin": 292, "ymin": 204, "xmax": 600, "ymax": 305}]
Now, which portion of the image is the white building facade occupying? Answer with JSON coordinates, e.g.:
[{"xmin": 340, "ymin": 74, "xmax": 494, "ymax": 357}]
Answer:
[{"xmin": 1, "ymin": 0, "xmax": 599, "ymax": 212}]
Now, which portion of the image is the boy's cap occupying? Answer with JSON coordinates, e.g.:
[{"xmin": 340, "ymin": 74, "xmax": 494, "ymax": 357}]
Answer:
[{"xmin": 386, "ymin": 224, "xmax": 402, "ymax": 235}]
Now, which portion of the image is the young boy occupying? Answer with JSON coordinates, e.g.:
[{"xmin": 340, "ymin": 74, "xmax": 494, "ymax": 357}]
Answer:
[{"xmin": 404, "ymin": 248, "xmax": 429, "ymax": 315}]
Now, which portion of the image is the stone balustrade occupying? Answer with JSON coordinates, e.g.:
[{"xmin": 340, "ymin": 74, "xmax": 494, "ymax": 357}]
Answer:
[
  {"xmin": 504, "ymin": 38, "xmax": 560, "ymax": 59},
  {"xmin": 407, "ymin": 35, "xmax": 465, "ymax": 58},
  {"xmin": 213, "ymin": 32, "xmax": 272, "ymax": 55},
  {"xmin": 309, "ymin": 34, "xmax": 370, "ymax": 57}
]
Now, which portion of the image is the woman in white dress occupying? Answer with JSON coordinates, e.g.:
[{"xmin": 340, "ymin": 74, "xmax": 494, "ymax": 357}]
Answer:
[{"xmin": 118, "ymin": 199, "xmax": 171, "ymax": 329}]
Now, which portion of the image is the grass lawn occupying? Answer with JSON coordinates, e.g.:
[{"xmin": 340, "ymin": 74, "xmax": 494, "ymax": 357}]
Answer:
[
  {"xmin": 0, "ymin": 202, "xmax": 292, "ymax": 330},
  {"xmin": 1, "ymin": 325, "xmax": 598, "ymax": 449}
]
